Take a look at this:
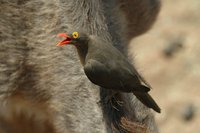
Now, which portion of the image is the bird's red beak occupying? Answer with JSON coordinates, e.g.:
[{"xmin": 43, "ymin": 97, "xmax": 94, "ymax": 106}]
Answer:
[{"xmin": 56, "ymin": 33, "xmax": 72, "ymax": 46}]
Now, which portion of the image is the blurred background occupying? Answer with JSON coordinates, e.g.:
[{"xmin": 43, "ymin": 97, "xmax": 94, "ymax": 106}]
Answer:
[{"xmin": 129, "ymin": 0, "xmax": 200, "ymax": 132}]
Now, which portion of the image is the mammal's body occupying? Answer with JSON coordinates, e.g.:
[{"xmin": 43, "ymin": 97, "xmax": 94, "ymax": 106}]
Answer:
[{"xmin": 0, "ymin": 0, "xmax": 160, "ymax": 132}]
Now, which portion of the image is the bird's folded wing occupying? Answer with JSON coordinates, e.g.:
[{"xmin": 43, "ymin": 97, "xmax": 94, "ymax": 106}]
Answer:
[
  {"xmin": 84, "ymin": 59, "xmax": 110, "ymax": 86},
  {"xmin": 84, "ymin": 59, "xmax": 150, "ymax": 92}
]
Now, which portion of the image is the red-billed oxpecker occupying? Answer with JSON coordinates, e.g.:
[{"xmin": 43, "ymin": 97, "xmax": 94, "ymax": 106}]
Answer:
[{"xmin": 56, "ymin": 31, "xmax": 161, "ymax": 113}]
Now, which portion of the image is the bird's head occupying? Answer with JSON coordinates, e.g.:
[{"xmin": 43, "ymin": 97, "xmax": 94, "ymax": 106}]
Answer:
[{"xmin": 56, "ymin": 31, "xmax": 89, "ymax": 46}]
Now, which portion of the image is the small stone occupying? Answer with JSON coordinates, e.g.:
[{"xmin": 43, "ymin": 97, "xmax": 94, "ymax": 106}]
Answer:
[
  {"xmin": 181, "ymin": 104, "xmax": 195, "ymax": 121},
  {"xmin": 163, "ymin": 36, "xmax": 184, "ymax": 58}
]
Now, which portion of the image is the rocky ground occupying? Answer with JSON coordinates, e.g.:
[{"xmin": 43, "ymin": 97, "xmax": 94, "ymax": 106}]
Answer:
[{"xmin": 129, "ymin": 0, "xmax": 200, "ymax": 132}]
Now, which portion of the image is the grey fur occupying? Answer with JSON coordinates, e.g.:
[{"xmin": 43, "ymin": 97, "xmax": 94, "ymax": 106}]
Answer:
[{"xmin": 0, "ymin": 0, "xmax": 160, "ymax": 133}]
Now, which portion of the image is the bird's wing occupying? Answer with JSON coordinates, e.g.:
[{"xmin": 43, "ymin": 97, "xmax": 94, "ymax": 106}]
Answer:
[
  {"xmin": 84, "ymin": 58, "xmax": 132, "ymax": 89},
  {"xmin": 84, "ymin": 59, "xmax": 111, "ymax": 87},
  {"xmin": 84, "ymin": 59, "xmax": 149, "ymax": 93}
]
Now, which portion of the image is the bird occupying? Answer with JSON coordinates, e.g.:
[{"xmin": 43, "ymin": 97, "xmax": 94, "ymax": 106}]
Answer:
[{"xmin": 56, "ymin": 31, "xmax": 161, "ymax": 113}]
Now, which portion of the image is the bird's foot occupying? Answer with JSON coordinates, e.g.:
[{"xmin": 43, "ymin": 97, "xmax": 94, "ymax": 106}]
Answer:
[{"xmin": 97, "ymin": 91, "xmax": 124, "ymax": 111}]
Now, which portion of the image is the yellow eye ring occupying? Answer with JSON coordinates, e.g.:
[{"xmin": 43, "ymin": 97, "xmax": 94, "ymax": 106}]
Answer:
[{"xmin": 72, "ymin": 31, "xmax": 79, "ymax": 39}]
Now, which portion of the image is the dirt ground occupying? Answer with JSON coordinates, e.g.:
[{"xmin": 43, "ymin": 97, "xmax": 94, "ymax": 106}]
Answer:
[{"xmin": 129, "ymin": 0, "xmax": 200, "ymax": 133}]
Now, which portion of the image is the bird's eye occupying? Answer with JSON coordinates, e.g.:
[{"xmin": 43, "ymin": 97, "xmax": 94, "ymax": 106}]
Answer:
[{"xmin": 72, "ymin": 32, "xmax": 79, "ymax": 39}]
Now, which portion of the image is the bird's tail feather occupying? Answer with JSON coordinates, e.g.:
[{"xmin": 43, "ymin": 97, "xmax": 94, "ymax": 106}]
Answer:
[
  {"xmin": 133, "ymin": 92, "xmax": 161, "ymax": 113},
  {"xmin": 138, "ymin": 85, "xmax": 150, "ymax": 92}
]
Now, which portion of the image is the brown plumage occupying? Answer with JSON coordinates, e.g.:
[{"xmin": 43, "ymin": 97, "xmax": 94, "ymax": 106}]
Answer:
[{"xmin": 57, "ymin": 31, "xmax": 161, "ymax": 113}]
